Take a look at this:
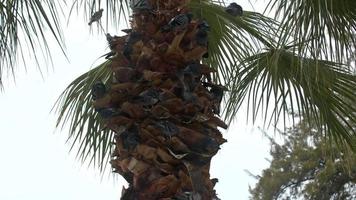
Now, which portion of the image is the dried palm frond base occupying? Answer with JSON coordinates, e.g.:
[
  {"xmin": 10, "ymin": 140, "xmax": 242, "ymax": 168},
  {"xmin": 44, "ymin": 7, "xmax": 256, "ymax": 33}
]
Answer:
[{"xmin": 92, "ymin": 0, "xmax": 228, "ymax": 199}]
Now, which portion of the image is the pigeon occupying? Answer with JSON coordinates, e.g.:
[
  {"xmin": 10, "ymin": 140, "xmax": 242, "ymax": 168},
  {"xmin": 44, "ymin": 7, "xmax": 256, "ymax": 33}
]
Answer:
[
  {"xmin": 210, "ymin": 84, "xmax": 227, "ymax": 104},
  {"xmin": 196, "ymin": 21, "xmax": 210, "ymax": 46},
  {"xmin": 88, "ymin": 9, "xmax": 104, "ymax": 25},
  {"xmin": 106, "ymin": 33, "xmax": 114, "ymax": 45},
  {"xmin": 96, "ymin": 107, "xmax": 120, "ymax": 118},
  {"xmin": 104, "ymin": 33, "xmax": 121, "ymax": 59},
  {"xmin": 123, "ymin": 32, "xmax": 142, "ymax": 60},
  {"xmin": 196, "ymin": 30, "xmax": 208, "ymax": 46},
  {"xmin": 197, "ymin": 20, "xmax": 210, "ymax": 32},
  {"xmin": 161, "ymin": 13, "xmax": 193, "ymax": 32},
  {"xmin": 120, "ymin": 125, "xmax": 141, "ymax": 150},
  {"xmin": 183, "ymin": 63, "xmax": 202, "ymax": 77},
  {"xmin": 91, "ymin": 81, "xmax": 106, "ymax": 100},
  {"xmin": 155, "ymin": 120, "xmax": 179, "ymax": 138},
  {"xmin": 203, "ymin": 52, "xmax": 209, "ymax": 58},
  {"xmin": 201, "ymin": 137, "xmax": 220, "ymax": 153},
  {"xmin": 121, "ymin": 29, "xmax": 132, "ymax": 34},
  {"xmin": 203, "ymin": 82, "xmax": 228, "ymax": 115},
  {"xmin": 225, "ymin": 3, "xmax": 243, "ymax": 17},
  {"xmin": 137, "ymin": 88, "xmax": 161, "ymax": 106},
  {"xmin": 103, "ymin": 33, "xmax": 115, "ymax": 58}
]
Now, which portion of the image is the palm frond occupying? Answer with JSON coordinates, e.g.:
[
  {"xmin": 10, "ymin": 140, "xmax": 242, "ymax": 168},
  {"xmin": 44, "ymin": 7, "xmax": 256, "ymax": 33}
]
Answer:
[
  {"xmin": 0, "ymin": 0, "xmax": 66, "ymax": 88},
  {"xmin": 267, "ymin": 0, "xmax": 356, "ymax": 63},
  {"xmin": 190, "ymin": 0, "xmax": 277, "ymax": 85},
  {"xmin": 226, "ymin": 48, "xmax": 356, "ymax": 149},
  {"xmin": 54, "ymin": 61, "xmax": 114, "ymax": 171},
  {"xmin": 190, "ymin": 0, "xmax": 280, "ymax": 123}
]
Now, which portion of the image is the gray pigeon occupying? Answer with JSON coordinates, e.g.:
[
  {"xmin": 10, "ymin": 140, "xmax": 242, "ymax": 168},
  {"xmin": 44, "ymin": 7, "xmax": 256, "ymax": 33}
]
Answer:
[
  {"xmin": 161, "ymin": 13, "xmax": 193, "ymax": 32},
  {"xmin": 88, "ymin": 9, "xmax": 104, "ymax": 25},
  {"xmin": 91, "ymin": 81, "xmax": 106, "ymax": 100},
  {"xmin": 225, "ymin": 3, "xmax": 243, "ymax": 17}
]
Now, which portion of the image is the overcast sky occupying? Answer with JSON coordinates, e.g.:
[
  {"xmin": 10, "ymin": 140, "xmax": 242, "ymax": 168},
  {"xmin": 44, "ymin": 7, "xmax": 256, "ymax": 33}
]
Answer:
[{"xmin": 0, "ymin": 1, "xmax": 276, "ymax": 199}]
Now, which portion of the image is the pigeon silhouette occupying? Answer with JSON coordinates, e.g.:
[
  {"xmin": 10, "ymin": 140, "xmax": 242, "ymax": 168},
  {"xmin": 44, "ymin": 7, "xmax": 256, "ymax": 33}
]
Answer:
[
  {"xmin": 88, "ymin": 9, "xmax": 104, "ymax": 25},
  {"xmin": 225, "ymin": 3, "xmax": 243, "ymax": 17}
]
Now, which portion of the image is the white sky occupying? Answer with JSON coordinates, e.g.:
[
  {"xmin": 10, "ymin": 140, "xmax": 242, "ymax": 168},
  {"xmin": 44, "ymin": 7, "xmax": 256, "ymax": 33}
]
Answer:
[{"xmin": 0, "ymin": 1, "xmax": 276, "ymax": 199}]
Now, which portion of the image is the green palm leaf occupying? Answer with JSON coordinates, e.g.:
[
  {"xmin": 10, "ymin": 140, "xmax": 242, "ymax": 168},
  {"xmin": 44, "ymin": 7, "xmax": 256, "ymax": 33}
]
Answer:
[
  {"xmin": 227, "ymin": 48, "xmax": 356, "ymax": 149},
  {"xmin": 267, "ymin": 0, "xmax": 356, "ymax": 62},
  {"xmin": 188, "ymin": 1, "xmax": 279, "ymax": 122},
  {"xmin": 0, "ymin": 0, "xmax": 66, "ymax": 88},
  {"xmin": 189, "ymin": 0, "xmax": 277, "ymax": 83},
  {"xmin": 54, "ymin": 61, "xmax": 114, "ymax": 171}
]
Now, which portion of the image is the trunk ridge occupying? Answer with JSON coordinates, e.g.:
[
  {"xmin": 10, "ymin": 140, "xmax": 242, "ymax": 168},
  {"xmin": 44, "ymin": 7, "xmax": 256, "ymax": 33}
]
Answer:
[{"xmin": 92, "ymin": 1, "xmax": 228, "ymax": 199}]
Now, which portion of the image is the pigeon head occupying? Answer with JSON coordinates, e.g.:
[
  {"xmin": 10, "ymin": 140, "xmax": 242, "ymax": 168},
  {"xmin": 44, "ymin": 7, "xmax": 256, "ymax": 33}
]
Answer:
[{"xmin": 230, "ymin": 2, "xmax": 238, "ymax": 7}]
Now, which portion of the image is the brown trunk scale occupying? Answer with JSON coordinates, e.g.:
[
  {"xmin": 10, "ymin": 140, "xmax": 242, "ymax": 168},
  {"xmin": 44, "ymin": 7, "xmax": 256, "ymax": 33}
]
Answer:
[{"xmin": 92, "ymin": 1, "xmax": 228, "ymax": 199}]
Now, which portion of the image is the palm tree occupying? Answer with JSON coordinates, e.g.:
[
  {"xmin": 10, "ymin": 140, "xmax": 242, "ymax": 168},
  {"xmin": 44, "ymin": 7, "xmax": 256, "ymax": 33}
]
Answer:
[{"xmin": 3, "ymin": 0, "xmax": 350, "ymax": 199}]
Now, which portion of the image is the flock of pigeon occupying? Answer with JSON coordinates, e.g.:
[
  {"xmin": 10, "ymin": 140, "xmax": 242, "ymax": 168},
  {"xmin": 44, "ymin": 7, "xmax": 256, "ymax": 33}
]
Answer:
[{"xmin": 88, "ymin": 1, "xmax": 243, "ymax": 200}]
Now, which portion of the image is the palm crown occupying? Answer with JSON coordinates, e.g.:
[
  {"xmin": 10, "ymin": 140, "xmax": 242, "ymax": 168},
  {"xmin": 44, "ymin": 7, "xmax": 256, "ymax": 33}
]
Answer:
[
  {"xmin": 1, "ymin": 0, "xmax": 356, "ymax": 197},
  {"xmin": 54, "ymin": 0, "xmax": 356, "ymax": 164}
]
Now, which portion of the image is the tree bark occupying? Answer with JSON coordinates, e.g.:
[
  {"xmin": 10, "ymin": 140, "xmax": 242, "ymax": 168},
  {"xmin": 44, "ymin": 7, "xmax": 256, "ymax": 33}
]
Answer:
[{"xmin": 93, "ymin": 1, "xmax": 227, "ymax": 199}]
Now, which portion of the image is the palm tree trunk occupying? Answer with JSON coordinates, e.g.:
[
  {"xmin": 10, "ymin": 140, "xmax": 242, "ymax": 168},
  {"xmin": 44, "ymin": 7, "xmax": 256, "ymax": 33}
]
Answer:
[{"xmin": 94, "ymin": 1, "xmax": 227, "ymax": 199}]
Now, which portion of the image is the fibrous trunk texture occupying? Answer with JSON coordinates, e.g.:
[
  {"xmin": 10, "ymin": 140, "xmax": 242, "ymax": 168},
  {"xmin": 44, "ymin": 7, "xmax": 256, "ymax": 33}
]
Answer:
[{"xmin": 92, "ymin": 0, "xmax": 228, "ymax": 199}]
